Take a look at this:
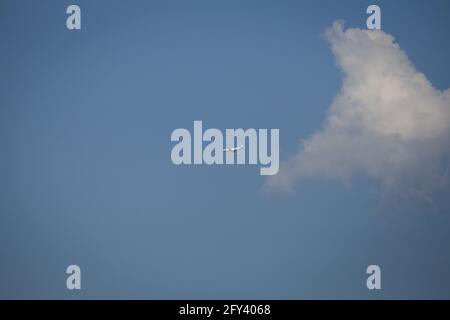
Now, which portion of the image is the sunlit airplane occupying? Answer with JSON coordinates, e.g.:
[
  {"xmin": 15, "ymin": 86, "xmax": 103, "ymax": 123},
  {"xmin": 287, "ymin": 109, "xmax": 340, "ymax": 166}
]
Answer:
[{"xmin": 222, "ymin": 145, "xmax": 244, "ymax": 152}]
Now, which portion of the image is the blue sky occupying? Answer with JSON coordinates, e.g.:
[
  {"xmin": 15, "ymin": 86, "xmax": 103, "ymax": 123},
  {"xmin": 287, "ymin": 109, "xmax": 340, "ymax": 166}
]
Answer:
[{"xmin": 1, "ymin": 0, "xmax": 450, "ymax": 299}]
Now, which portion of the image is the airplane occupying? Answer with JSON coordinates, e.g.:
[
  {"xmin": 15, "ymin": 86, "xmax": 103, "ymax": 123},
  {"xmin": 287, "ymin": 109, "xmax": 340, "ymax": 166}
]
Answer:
[{"xmin": 222, "ymin": 145, "xmax": 244, "ymax": 153}]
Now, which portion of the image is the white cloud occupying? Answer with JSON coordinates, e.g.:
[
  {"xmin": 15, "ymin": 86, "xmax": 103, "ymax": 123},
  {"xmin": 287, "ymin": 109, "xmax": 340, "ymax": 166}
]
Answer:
[{"xmin": 265, "ymin": 21, "xmax": 450, "ymax": 200}]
